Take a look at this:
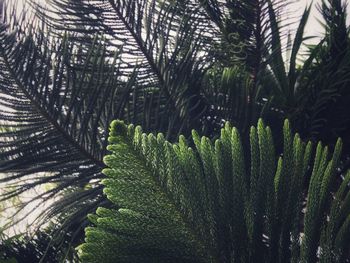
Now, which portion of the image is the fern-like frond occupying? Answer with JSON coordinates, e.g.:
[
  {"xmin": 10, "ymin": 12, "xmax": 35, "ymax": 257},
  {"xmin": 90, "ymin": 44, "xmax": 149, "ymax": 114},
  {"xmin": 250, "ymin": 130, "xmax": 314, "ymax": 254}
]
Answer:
[{"xmin": 78, "ymin": 119, "xmax": 350, "ymax": 262}]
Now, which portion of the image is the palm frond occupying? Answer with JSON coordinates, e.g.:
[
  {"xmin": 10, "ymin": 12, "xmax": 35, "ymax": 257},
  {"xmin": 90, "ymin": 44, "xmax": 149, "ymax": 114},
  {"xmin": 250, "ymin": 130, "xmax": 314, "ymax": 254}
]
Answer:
[
  {"xmin": 292, "ymin": 0, "xmax": 350, "ymax": 151},
  {"xmin": 0, "ymin": 0, "xmax": 141, "ymax": 246},
  {"xmin": 33, "ymin": 0, "xmax": 222, "ymax": 137}
]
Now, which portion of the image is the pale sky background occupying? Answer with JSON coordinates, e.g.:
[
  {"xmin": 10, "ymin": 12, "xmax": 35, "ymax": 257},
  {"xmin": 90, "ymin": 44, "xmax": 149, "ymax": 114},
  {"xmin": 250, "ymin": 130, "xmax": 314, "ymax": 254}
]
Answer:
[
  {"xmin": 13, "ymin": 0, "xmax": 350, "ymax": 43},
  {"xmin": 17, "ymin": 0, "xmax": 349, "ymax": 34},
  {"xmin": 290, "ymin": 0, "xmax": 350, "ymax": 42},
  {"xmin": 20, "ymin": 0, "xmax": 349, "ymax": 49}
]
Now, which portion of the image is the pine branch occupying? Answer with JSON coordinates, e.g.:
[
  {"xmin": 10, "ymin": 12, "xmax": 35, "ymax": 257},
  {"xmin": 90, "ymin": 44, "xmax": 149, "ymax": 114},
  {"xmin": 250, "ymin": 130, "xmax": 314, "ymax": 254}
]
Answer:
[{"xmin": 78, "ymin": 119, "xmax": 350, "ymax": 262}]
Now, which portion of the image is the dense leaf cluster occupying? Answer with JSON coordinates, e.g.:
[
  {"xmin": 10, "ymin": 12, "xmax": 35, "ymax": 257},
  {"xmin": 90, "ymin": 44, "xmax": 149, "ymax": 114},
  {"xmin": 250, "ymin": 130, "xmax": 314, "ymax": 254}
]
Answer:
[{"xmin": 78, "ymin": 120, "xmax": 350, "ymax": 262}]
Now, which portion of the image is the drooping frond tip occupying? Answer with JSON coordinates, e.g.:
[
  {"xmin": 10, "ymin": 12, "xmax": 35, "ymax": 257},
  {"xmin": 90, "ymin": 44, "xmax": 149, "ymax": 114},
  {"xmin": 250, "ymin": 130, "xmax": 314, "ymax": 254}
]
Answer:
[{"xmin": 109, "ymin": 120, "xmax": 128, "ymax": 138}]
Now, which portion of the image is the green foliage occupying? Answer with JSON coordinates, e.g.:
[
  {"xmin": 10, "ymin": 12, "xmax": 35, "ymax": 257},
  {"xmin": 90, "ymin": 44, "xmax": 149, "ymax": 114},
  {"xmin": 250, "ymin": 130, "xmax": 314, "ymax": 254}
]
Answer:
[
  {"xmin": 78, "ymin": 119, "xmax": 350, "ymax": 262},
  {"xmin": 1, "ymin": 0, "xmax": 350, "ymax": 260}
]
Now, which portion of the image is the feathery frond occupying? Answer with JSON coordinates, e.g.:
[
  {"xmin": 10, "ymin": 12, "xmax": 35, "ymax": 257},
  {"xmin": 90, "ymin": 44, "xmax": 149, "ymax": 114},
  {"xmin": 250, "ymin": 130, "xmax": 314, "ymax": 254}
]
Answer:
[
  {"xmin": 78, "ymin": 119, "xmax": 350, "ymax": 262},
  {"xmin": 0, "ymin": 1, "xmax": 140, "ymax": 244}
]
